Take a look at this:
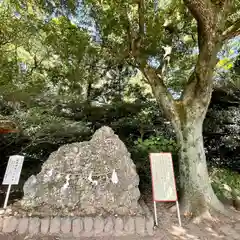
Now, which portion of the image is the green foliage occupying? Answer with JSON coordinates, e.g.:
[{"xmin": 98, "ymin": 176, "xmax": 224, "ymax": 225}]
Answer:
[
  {"xmin": 82, "ymin": 0, "xmax": 199, "ymax": 90},
  {"xmin": 134, "ymin": 136, "xmax": 178, "ymax": 153},
  {"xmin": 7, "ymin": 105, "xmax": 92, "ymax": 149},
  {"xmin": 210, "ymin": 168, "xmax": 240, "ymax": 200},
  {"xmin": 44, "ymin": 17, "xmax": 90, "ymax": 61},
  {"xmin": 131, "ymin": 135, "xmax": 179, "ymax": 189},
  {"xmin": 215, "ymin": 38, "xmax": 240, "ymax": 90}
]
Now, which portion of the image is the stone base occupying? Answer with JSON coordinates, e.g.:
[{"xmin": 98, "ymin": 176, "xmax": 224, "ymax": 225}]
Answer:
[{"xmin": 0, "ymin": 215, "xmax": 154, "ymax": 237}]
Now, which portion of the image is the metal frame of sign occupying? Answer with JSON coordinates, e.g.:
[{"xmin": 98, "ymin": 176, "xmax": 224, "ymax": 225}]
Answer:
[{"xmin": 149, "ymin": 152, "xmax": 182, "ymax": 227}]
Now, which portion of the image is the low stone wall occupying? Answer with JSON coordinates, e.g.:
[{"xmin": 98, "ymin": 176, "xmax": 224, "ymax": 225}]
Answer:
[{"xmin": 0, "ymin": 215, "xmax": 154, "ymax": 237}]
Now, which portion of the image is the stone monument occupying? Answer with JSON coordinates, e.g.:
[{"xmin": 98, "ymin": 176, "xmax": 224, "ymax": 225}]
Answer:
[{"xmin": 21, "ymin": 126, "xmax": 143, "ymax": 216}]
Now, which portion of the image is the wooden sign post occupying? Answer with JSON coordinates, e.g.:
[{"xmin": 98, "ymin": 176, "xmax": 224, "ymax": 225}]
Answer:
[
  {"xmin": 2, "ymin": 155, "xmax": 24, "ymax": 208},
  {"xmin": 150, "ymin": 152, "xmax": 181, "ymax": 227}
]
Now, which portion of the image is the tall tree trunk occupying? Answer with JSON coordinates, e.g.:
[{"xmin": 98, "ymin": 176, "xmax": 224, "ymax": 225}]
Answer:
[
  {"xmin": 174, "ymin": 107, "xmax": 225, "ymax": 216},
  {"xmin": 141, "ymin": 65, "xmax": 226, "ymax": 217}
]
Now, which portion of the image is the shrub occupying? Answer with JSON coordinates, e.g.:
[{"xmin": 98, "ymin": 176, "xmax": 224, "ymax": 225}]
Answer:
[
  {"xmin": 130, "ymin": 135, "xmax": 179, "ymax": 191},
  {"xmin": 210, "ymin": 167, "xmax": 240, "ymax": 200}
]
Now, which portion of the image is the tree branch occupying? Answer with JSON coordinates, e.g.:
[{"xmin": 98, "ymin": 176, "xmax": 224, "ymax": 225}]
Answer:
[
  {"xmin": 27, "ymin": 54, "xmax": 45, "ymax": 76},
  {"xmin": 130, "ymin": 0, "xmax": 145, "ymax": 58},
  {"xmin": 122, "ymin": 6, "xmax": 133, "ymax": 55},
  {"xmin": 122, "ymin": 1, "xmax": 177, "ymax": 121},
  {"xmin": 223, "ymin": 18, "xmax": 240, "ymax": 40},
  {"xmin": 134, "ymin": 1, "xmax": 177, "ymax": 120},
  {"xmin": 183, "ymin": 0, "xmax": 215, "ymax": 28},
  {"xmin": 138, "ymin": 0, "xmax": 145, "ymax": 37},
  {"xmin": 183, "ymin": 0, "xmax": 218, "ymax": 50},
  {"xmin": 141, "ymin": 65, "xmax": 178, "ymax": 121},
  {"xmin": 181, "ymin": 0, "xmax": 228, "ymax": 104}
]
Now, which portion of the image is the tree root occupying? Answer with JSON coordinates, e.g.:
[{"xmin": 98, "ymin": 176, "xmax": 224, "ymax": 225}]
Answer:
[
  {"xmin": 192, "ymin": 210, "xmax": 219, "ymax": 224},
  {"xmin": 192, "ymin": 206, "xmax": 240, "ymax": 224},
  {"xmin": 209, "ymin": 195, "xmax": 240, "ymax": 221},
  {"xmin": 180, "ymin": 191, "xmax": 240, "ymax": 223},
  {"xmin": 189, "ymin": 202, "xmax": 240, "ymax": 224}
]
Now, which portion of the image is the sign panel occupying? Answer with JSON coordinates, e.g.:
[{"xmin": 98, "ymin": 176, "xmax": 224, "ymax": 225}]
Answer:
[
  {"xmin": 2, "ymin": 155, "xmax": 24, "ymax": 185},
  {"xmin": 150, "ymin": 153, "xmax": 177, "ymax": 202}
]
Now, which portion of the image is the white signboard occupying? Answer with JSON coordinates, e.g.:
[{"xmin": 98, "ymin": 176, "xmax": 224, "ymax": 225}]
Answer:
[
  {"xmin": 150, "ymin": 152, "xmax": 181, "ymax": 226},
  {"xmin": 150, "ymin": 152, "xmax": 177, "ymax": 201},
  {"xmin": 2, "ymin": 155, "xmax": 24, "ymax": 185}
]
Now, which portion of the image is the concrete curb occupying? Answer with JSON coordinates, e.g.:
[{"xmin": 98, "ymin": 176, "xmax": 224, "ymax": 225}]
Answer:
[{"xmin": 0, "ymin": 215, "xmax": 154, "ymax": 237}]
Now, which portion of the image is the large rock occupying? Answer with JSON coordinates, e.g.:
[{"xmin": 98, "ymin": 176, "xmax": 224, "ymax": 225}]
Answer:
[{"xmin": 21, "ymin": 126, "xmax": 142, "ymax": 216}]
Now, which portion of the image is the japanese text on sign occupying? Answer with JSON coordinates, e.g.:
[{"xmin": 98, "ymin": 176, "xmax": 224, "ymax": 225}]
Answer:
[
  {"xmin": 2, "ymin": 155, "xmax": 24, "ymax": 185},
  {"xmin": 150, "ymin": 153, "xmax": 177, "ymax": 202}
]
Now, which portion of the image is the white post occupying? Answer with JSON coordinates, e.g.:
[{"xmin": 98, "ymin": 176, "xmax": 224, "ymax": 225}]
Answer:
[
  {"xmin": 153, "ymin": 201, "xmax": 158, "ymax": 226},
  {"xmin": 176, "ymin": 200, "xmax": 182, "ymax": 227},
  {"xmin": 3, "ymin": 184, "xmax": 11, "ymax": 209}
]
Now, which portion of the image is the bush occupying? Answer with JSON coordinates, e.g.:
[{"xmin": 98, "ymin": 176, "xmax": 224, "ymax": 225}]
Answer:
[
  {"xmin": 210, "ymin": 167, "xmax": 240, "ymax": 201},
  {"xmin": 130, "ymin": 135, "xmax": 179, "ymax": 191}
]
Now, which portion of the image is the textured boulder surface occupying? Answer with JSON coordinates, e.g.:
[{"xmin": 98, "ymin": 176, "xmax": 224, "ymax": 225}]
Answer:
[{"xmin": 21, "ymin": 126, "xmax": 143, "ymax": 216}]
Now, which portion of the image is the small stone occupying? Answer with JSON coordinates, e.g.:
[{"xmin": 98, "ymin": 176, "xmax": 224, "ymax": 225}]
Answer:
[
  {"xmin": 41, "ymin": 218, "xmax": 50, "ymax": 234},
  {"xmin": 72, "ymin": 146, "xmax": 79, "ymax": 153},
  {"xmin": 29, "ymin": 217, "xmax": 40, "ymax": 235},
  {"xmin": 5, "ymin": 208, "xmax": 12, "ymax": 215},
  {"xmin": 50, "ymin": 217, "xmax": 61, "ymax": 234},
  {"xmin": 61, "ymin": 218, "xmax": 72, "ymax": 234},
  {"xmin": 169, "ymin": 205, "xmax": 177, "ymax": 213},
  {"xmin": 83, "ymin": 217, "xmax": 93, "ymax": 237},
  {"xmin": 72, "ymin": 218, "xmax": 83, "ymax": 237},
  {"xmin": 104, "ymin": 216, "xmax": 114, "ymax": 233},
  {"xmin": 3, "ymin": 216, "xmax": 18, "ymax": 233},
  {"xmin": 18, "ymin": 218, "xmax": 29, "ymax": 234},
  {"xmin": 0, "ymin": 210, "xmax": 5, "ymax": 215},
  {"xmin": 14, "ymin": 212, "xmax": 18, "ymax": 216},
  {"xmin": 124, "ymin": 217, "xmax": 135, "ymax": 235},
  {"xmin": 146, "ymin": 216, "xmax": 154, "ymax": 236},
  {"xmin": 94, "ymin": 216, "xmax": 104, "ymax": 236},
  {"xmin": 135, "ymin": 216, "xmax": 146, "ymax": 236},
  {"xmin": 114, "ymin": 217, "xmax": 124, "ymax": 236}
]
